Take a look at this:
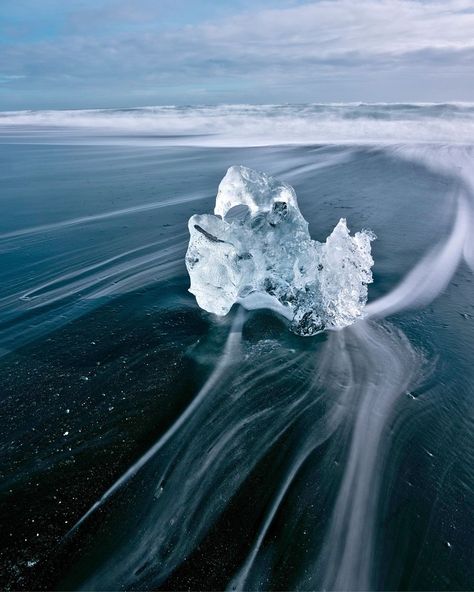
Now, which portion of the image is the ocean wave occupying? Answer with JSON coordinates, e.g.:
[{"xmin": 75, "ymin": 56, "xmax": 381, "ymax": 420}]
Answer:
[{"xmin": 1, "ymin": 103, "xmax": 474, "ymax": 146}]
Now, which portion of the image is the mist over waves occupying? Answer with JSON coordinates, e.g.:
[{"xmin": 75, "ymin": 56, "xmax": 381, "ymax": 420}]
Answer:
[{"xmin": 2, "ymin": 102, "xmax": 474, "ymax": 146}]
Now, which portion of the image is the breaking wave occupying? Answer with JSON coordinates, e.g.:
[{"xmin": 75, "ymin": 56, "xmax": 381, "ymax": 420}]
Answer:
[{"xmin": 2, "ymin": 103, "xmax": 474, "ymax": 146}]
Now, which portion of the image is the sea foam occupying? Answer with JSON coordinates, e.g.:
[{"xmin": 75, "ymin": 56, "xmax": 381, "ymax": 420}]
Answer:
[{"xmin": 1, "ymin": 103, "xmax": 474, "ymax": 146}]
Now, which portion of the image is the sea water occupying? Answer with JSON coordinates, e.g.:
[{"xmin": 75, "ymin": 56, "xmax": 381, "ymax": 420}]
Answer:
[{"xmin": 0, "ymin": 104, "xmax": 473, "ymax": 591}]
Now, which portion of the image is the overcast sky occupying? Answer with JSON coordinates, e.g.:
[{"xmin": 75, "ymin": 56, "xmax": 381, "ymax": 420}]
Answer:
[{"xmin": 1, "ymin": 0, "xmax": 473, "ymax": 109}]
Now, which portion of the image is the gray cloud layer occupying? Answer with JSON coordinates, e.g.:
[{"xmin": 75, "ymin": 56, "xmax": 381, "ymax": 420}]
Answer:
[{"xmin": 1, "ymin": 0, "xmax": 473, "ymax": 108}]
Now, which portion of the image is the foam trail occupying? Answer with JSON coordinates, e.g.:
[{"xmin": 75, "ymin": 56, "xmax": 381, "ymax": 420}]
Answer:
[
  {"xmin": 0, "ymin": 233, "xmax": 187, "ymax": 356},
  {"xmin": 362, "ymin": 143, "xmax": 474, "ymax": 321},
  {"xmin": 365, "ymin": 193, "xmax": 470, "ymax": 318},
  {"xmin": 228, "ymin": 329, "xmax": 355, "ymax": 591},
  {"xmin": 228, "ymin": 447, "xmax": 316, "ymax": 592},
  {"xmin": 19, "ymin": 235, "xmax": 184, "ymax": 302},
  {"xmin": 76, "ymin": 335, "xmax": 318, "ymax": 590},
  {"xmin": 0, "ymin": 192, "xmax": 208, "ymax": 241},
  {"xmin": 64, "ymin": 307, "xmax": 246, "ymax": 539},
  {"xmin": 226, "ymin": 321, "xmax": 424, "ymax": 592},
  {"xmin": 308, "ymin": 147, "xmax": 474, "ymax": 590},
  {"xmin": 24, "ymin": 239, "xmax": 185, "ymax": 305},
  {"xmin": 3, "ymin": 103, "xmax": 474, "ymax": 146},
  {"xmin": 304, "ymin": 322, "xmax": 424, "ymax": 591}
]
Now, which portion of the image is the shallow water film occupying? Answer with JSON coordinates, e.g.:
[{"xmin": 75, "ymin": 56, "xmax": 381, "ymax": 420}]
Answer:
[{"xmin": 1, "ymin": 105, "xmax": 474, "ymax": 591}]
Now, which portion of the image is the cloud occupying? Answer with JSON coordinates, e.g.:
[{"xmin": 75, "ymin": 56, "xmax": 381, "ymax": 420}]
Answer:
[{"xmin": 0, "ymin": 0, "xmax": 473, "ymax": 107}]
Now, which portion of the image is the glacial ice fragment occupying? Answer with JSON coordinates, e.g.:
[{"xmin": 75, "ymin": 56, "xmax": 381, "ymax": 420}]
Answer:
[{"xmin": 185, "ymin": 166, "xmax": 375, "ymax": 336}]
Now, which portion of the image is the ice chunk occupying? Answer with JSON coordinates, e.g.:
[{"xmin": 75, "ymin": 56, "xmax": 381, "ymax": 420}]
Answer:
[
  {"xmin": 214, "ymin": 165, "xmax": 299, "ymax": 218},
  {"xmin": 185, "ymin": 166, "xmax": 375, "ymax": 336}
]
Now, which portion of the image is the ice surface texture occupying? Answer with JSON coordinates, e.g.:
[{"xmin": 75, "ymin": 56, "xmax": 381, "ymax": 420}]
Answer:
[{"xmin": 186, "ymin": 166, "xmax": 375, "ymax": 336}]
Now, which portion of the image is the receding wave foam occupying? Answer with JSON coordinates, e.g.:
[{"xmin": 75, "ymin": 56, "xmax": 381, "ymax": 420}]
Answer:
[{"xmin": 2, "ymin": 103, "xmax": 474, "ymax": 146}]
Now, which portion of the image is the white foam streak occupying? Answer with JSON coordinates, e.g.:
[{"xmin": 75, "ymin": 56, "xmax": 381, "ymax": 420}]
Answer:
[
  {"xmin": 228, "ymin": 330, "xmax": 354, "ymax": 591},
  {"xmin": 0, "ymin": 192, "xmax": 207, "ymax": 241},
  {"xmin": 366, "ymin": 144, "xmax": 474, "ymax": 318},
  {"xmin": 65, "ymin": 308, "xmax": 247, "ymax": 539},
  {"xmin": 316, "ymin": 322, "xmax": 424, "ymax": 591},
  {"xmin": 2, "ymin": 104, "xmax": 474, "ymax": 146},
  {"xmin": 366, "ymin": 194, "xmax": 469, "ymax": 318}
]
